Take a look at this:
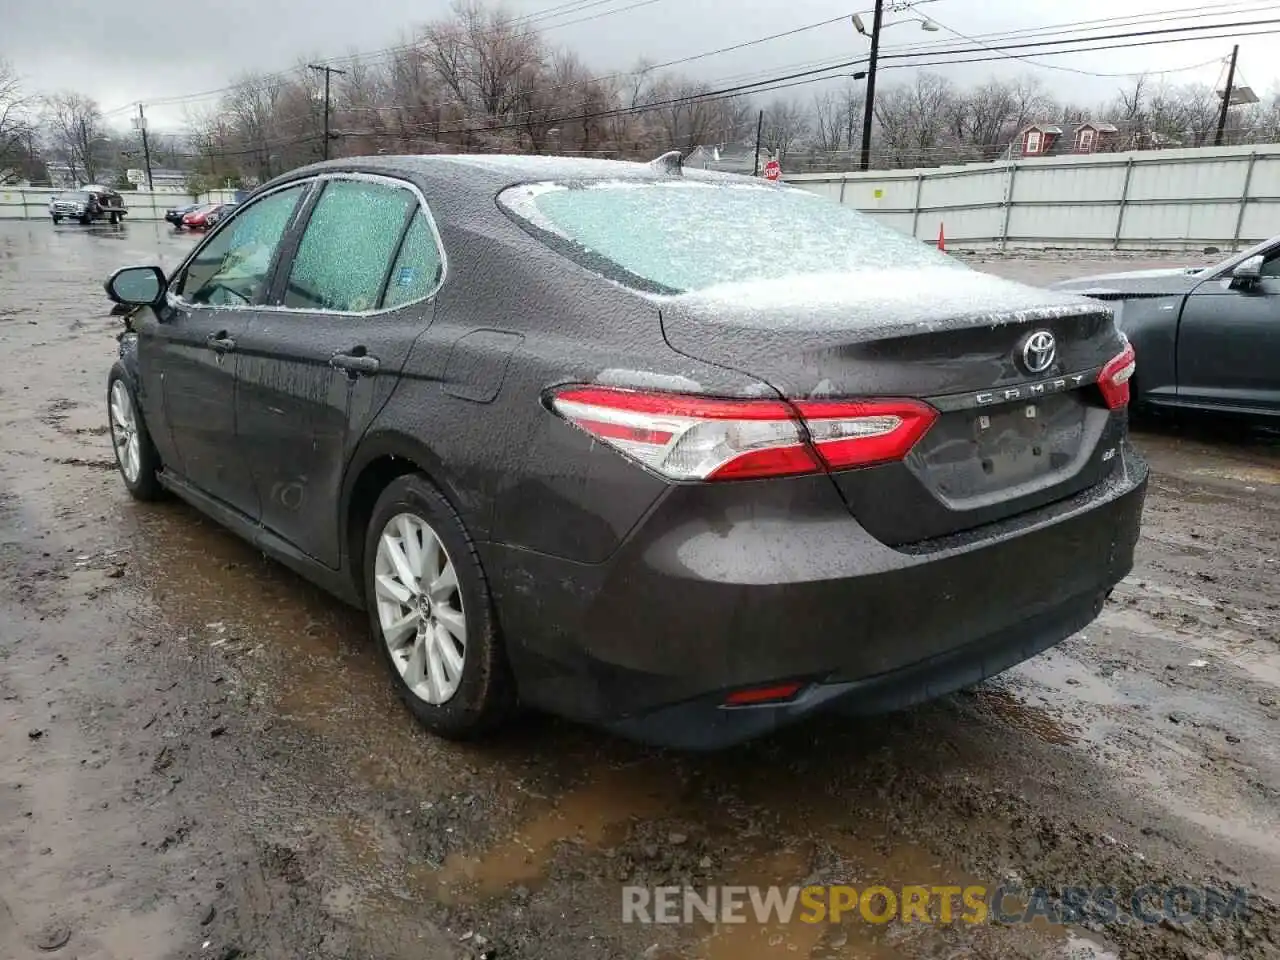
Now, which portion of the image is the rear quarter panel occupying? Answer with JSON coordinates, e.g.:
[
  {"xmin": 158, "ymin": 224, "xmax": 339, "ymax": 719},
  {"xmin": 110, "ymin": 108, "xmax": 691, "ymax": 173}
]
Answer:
[
  {"xmin": 1112, "ymin": 296, "xmax": 1184, "ymax": 403},
  {"xmin": 376, "ymin": 185, "xmax": 769, "ymax": 563}
]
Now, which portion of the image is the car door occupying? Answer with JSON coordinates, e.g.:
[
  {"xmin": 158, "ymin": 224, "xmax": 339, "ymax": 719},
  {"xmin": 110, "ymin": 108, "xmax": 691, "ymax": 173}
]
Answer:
[
  {"xmin": 139, "ymin": 182, "xmax": 311, "ymax": 517},
  {"xmin": 1177, "ymin": 247, "xmax": 1280, "ymax": 415},
  {"xmin": 234, "ymin": 175, "xmax": 446, "ymax": 568}
]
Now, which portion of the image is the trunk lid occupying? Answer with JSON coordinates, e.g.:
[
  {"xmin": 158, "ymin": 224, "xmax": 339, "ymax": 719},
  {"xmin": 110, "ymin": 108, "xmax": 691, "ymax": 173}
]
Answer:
[{"xmin": 659, "ymin": 266, "xmax": 1127, "ymax": 545}]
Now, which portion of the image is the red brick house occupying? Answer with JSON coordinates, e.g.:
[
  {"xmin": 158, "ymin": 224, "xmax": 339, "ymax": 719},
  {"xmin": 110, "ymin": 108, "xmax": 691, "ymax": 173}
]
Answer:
[
  {"xmin": 1018, "ymin": 123, "xmax": 1063, "ymax": 156},
  {"xmin": 1071, "ymin": 121, "xmax": 1118, "ymax": 153},
  {"xmin": 1016, "ymin": 122, "xmax": 1119, "ymax": 157}
]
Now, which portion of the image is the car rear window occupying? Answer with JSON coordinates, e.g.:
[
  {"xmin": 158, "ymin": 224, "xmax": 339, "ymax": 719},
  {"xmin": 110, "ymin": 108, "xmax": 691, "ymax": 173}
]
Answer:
[{"xmin": 498, "ymin": 180, "xmax": 960, "ymax": 294}]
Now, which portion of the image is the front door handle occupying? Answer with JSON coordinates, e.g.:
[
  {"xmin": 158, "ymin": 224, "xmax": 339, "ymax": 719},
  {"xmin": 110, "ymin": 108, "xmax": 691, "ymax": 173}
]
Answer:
[
  {"xmin": 206, "ymin": 332, "xmax": 236, "ymax": 353},
  {"xmin": 330, "ymin": 351, "xmax": 380, "ymax": 377}
]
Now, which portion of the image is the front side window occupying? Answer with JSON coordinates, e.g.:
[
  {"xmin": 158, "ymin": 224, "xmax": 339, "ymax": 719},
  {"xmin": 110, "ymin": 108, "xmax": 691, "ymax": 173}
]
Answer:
[
  {"xmin": 282, "ymin": 180, "xmax": 415, "ymax": 312},
  {"xmin": 499, "ymin": 180, "xmax": 963, "ymax": 295},
  {"xmin": 179, "ymin": 185, "xmax": 306, "ymax": 307}
]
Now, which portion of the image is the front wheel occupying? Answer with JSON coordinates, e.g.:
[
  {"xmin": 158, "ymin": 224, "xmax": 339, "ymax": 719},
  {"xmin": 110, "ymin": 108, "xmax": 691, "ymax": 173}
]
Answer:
[
  {"xmin": 363, "ymin": 474, "xmax": 514, "ymax": 739},
  {"xmin": 107, "ymin": 370, "xmax": 163, "ymax": 500},
  {"xmin": 51, "ymin": 216, "xmax": 61, "ymax": 224}
]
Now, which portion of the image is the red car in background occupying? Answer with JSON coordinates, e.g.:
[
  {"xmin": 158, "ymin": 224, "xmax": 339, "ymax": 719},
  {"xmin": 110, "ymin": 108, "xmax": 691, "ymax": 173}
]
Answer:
[{"xmin": 181, "ymin": 204, "xmax": 224, "ymax": 229}]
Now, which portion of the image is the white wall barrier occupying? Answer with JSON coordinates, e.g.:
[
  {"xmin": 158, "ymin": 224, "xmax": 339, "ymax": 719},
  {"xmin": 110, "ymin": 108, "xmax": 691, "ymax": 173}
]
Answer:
[{"xmin": 786, "ymin": 143, "xmax": 1280, "ymax": 251}]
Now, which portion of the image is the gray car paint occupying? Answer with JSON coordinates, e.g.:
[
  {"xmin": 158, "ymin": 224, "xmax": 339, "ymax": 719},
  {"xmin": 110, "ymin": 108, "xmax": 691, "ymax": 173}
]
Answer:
[{"xmin": 1051, "ymin": 240, "xmax": 1280, "ymax": 417}]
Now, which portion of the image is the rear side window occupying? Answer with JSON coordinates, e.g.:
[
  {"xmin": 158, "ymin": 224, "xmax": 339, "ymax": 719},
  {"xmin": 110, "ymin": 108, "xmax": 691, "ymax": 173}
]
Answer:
[
  {"xmin": 499, "ymin": 180, "xmax": 962, "ymax": 294},
  {"xmin": 179, "ymin": 185, "xmax": 306, "ymax": 306},
  {"xmin": 382, "ymin": 212, "xmax": 443, "ymax": 309},
  {"xmin": 282, "ymin": 180, "xmax": 414, "ymax": 312}
]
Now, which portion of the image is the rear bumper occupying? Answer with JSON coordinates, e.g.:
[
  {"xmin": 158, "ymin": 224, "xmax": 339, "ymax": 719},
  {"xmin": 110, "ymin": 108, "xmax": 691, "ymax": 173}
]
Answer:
[{"xmin": 482, "ymin": 442, "xmax": 1147, "ymax": 749}]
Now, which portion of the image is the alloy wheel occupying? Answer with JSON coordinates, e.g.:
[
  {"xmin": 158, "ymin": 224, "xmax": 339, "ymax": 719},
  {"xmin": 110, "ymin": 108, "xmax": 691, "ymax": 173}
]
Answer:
[
  {"xmin": 109, "ymin": 380, "xmax": 142, "ymax": 484},
  {"xmin": 373, "ymin": 512, "xmax": 467, "ymax": 704}
]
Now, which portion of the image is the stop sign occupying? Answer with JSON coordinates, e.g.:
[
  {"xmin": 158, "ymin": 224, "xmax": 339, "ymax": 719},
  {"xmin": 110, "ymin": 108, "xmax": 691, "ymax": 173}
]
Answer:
[{"xmin": 763, "ymin": 159, "xmax": 781, "ymax": 181}]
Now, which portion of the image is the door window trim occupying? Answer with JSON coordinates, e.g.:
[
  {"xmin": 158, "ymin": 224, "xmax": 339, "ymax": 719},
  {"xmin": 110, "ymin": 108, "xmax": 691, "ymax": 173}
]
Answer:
[
  {"xmin": 164, "ymin": 172, "xmax": 449, "ymax": 317},
  {"xmin": 165, "ymin": 179, "xmax": 317, "ymax": 311},
  {"xmin": 263, "ymin": 172, "xmax": 448, "ymax": 318}
]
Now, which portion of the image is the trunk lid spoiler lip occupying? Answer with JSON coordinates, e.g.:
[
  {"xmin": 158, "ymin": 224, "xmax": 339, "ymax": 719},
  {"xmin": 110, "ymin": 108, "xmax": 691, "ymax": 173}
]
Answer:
[{"xmin": 652, "ymin": 268, "xmax": 1113, "ymax": 348}]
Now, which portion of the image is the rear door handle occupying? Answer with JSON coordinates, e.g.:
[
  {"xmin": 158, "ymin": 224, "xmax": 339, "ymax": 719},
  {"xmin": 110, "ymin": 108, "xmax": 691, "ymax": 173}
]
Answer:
[
  {"xmin": 330, "ymin": 351, "xmax": 380, "ymax": 376},
  {"xmin": 206, "ymin": 332, "xmax": 236, "ymax": 353}
]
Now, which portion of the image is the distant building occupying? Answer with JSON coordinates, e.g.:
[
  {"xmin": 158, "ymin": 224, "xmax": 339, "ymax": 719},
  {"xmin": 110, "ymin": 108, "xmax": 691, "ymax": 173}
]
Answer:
[
  {"xmin": 1071, "ymin": 122, "xmax": 1119, "ymax": 154},
  {"xmin": 125, "ymin": 167, "xmax": 188, "ymax": 192},
  {"xmin": 686, "ymin": 143, "xmax": 768, "ymax": 176},
  {"xmin": 1015, "ymin": 122, "xmax": 1119, "ymax": 158}
]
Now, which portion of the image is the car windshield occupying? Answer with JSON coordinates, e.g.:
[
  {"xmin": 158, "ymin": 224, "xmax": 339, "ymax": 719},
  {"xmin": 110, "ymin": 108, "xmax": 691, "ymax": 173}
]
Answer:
[
  {"xmin": 62, "ymin": 192, "xmax": 91, "ymax": 202},
  {"xmin": 498, "ymin": 179, "xmax": 963, "ymax": 294}
]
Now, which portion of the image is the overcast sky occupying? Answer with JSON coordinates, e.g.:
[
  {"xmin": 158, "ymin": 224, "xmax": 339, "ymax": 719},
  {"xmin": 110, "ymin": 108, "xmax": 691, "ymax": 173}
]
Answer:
[{"xmin": 3, "ymin": 0, "xmax": 1274, "ymax": 132}]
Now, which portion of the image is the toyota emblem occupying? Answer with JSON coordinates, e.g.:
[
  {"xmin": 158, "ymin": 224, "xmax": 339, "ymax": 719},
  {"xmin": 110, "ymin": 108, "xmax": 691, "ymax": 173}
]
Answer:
[{"xmin": 1021, "ymin": 330, "xmax": 1056, "ymax": 374}]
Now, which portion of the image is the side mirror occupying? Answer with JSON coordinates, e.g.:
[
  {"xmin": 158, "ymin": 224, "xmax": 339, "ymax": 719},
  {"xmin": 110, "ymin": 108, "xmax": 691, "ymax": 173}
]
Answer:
[
  {"xmin": 1230, "ymin": 254, "xmax": 1264, "ymax": 287},
  {"xmin": 105, "ymin": 265, "xmax": 166, "ymax": 306}
]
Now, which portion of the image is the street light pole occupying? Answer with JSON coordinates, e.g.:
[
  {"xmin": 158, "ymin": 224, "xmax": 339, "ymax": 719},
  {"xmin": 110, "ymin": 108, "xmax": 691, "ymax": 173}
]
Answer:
[
  {"xmin": 859, "ymin": 0, "xmax": 884, "ymax": 172},
  {"xmin": 307, "ymin": 64, "xmax": 347, "ymax": 161}
]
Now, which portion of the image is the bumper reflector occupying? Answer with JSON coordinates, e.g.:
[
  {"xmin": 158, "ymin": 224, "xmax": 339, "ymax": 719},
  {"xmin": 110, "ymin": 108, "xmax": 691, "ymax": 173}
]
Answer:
[{"xmin": 723, "ymin": 682, "xmax": 805, "ymax": 707}]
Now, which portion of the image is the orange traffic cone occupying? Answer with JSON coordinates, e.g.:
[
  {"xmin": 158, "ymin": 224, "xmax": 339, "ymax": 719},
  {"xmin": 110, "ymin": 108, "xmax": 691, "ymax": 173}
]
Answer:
[{"xmin": 937, "ymin": 222, "xmax": 946, "ymax": 252}]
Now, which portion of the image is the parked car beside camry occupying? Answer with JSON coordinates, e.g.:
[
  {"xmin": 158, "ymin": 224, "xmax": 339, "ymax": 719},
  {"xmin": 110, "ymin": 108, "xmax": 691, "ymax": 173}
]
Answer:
[
  {"xmin": 101, "ymin": 154, "xmax": 1147, "ymax": 750},
  {"xmin": 1052, "ymin": 241, "xmax": 1280, "ymax": 420}
]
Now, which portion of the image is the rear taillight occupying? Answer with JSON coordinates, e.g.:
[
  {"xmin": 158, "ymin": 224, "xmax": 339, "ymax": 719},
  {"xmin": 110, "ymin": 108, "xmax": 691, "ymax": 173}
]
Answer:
[
  {"xmin": 549, "ymin": 386, "xmax": 937, "ymax": 481},
  {"xmin": 793, "ymin": 399, "xmax": 938, "ymax": 472},
  {"xmin": 1098, "ymin": 340, "xmax": 1136, "ymax": 410}
]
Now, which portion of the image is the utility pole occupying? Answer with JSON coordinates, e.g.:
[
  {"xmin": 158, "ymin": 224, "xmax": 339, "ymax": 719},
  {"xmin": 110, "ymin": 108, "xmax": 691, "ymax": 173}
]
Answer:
[
  {"xmin": 79, "ymin": 116, "xmax": 89, "ymax": 183},
  {"xmin": 859, "ymin": 0, "xmax": 884, "ymax": 172},
  {"xmin": 136, "ymin": 103, "xmax": 154, "ymax": 191},
  {"xmin": 1215, "ymin": 45, "xmax": 1239, "ymax": 147},
  {"xmin": 753, "ymin": 109, "xmax": 764, "ymax": 176},
  {"xmin": 307, "ymin": 64, "xmax": 347, "ymax": 161}
]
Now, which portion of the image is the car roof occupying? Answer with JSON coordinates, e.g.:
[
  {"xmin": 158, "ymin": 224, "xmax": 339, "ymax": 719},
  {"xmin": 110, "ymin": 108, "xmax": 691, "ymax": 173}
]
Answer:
[{"xmin": 266, "ymin": 153, "xmax": 752, "ymax": 196}]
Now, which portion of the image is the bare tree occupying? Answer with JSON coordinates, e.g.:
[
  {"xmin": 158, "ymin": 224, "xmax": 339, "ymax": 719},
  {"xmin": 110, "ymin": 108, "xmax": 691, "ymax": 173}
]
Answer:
[
  {"xmin": 812, "ymin": 91, "xmax": 843, "ymax": 154},
  {"xmin": 421, "ymin": 0, "xmax": 544, "ymax": 141},
  {"xmin": 760, "ymin": 97, "xmax": 808, "ymax": 163},
  {"xmin": 874, "ymin": 73, "xmax": 960, "ymax": 167},
  {"xmin": 0, "ymin": 60, "xmax": 34, "ymax": 182},
  {"xmin": 43, "ymin": 92, "xmax": 106, "ymax": 183}
]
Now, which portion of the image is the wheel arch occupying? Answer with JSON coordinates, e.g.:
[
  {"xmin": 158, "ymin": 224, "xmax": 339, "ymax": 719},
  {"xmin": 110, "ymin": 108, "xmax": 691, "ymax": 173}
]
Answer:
[{"xmin": 340, "ymin": 431, "xmax": 479, "ymax": 603}]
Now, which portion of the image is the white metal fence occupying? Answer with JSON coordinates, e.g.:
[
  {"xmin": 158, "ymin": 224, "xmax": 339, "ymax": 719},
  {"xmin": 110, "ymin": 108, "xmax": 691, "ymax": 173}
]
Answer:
[
  {"xmin": 786, "ymin": 142, "xmax": 1280, "ymax": 251},
  {"xmin": 0, "ymin": 187, "xmax": 240, "ymax": 221}
]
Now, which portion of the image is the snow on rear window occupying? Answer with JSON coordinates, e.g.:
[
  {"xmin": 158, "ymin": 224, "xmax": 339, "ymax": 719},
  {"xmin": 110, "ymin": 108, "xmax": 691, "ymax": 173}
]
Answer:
[{"xmin": 499, "ymin": 180, "xmax": 963, "ymax": 294}]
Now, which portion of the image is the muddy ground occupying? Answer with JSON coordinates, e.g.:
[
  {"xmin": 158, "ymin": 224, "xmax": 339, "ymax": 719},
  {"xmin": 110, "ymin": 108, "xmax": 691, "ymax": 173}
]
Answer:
[{"xmin": 0, "ymin": 221, "xmax": 1277, "ymax": 960}]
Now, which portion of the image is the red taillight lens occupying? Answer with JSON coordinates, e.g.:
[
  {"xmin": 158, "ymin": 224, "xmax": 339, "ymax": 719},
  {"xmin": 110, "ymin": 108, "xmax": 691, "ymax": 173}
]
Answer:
[
  {"xmin": 1098, "ymin": 340, "xmax": 1136, "ymax": 410},
  {"xmin": 794, "ymin": 399, "xmax": 938, "ymax": 471},
  {"xmin": 549, "ymin": 386, "xmax": 937, "ymax": 481}
]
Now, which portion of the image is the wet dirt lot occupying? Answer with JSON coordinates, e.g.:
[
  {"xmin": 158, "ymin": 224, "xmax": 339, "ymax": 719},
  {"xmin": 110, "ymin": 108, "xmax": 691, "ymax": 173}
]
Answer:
[{"xmin": 1, "ymin": 221, "xmax": 1278, "ymax": 960}]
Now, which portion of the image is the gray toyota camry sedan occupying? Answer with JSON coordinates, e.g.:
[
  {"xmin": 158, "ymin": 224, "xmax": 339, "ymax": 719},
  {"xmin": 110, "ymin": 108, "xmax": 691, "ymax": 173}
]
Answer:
[{"xmin": 102, "ymin": 154, "xmax": 1147, "ymax": 749}]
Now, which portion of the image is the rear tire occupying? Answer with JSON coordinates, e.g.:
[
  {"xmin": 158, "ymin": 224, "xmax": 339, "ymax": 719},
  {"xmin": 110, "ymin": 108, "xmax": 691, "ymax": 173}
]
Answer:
[
  {"xmin": 363, "ymin": 474, "xmax": 514, "ymax": 739},
  {"xmin": 109, "ymin": 212, "xmax": 120, "ymax": 225},
  {"xmin": 107, "ymin": 369, "xmax": 163, "ymax": 501}
]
